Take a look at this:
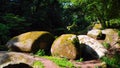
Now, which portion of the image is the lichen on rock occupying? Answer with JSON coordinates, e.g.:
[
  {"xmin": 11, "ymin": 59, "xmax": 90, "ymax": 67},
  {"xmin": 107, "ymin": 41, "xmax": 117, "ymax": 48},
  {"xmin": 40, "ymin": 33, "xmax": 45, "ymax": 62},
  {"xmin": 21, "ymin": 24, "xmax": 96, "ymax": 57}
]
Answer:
[
  {"xmin": 6, "ymin": 31, "xmax": 55, "ymax": 55},
  {"xmin": 87, "ymin": 29, "xmax": 103, "ymax": 39},
  {"xmin": 51, "ymin": 34, "xmax": 81, "ymax": 59},
  {"xmin": 102, "ymin": 29, "xmax": 119, "ymax": 46},
  {"xmin": 93, "ymin": 23, "xmax": 102, "ymax": 29}
]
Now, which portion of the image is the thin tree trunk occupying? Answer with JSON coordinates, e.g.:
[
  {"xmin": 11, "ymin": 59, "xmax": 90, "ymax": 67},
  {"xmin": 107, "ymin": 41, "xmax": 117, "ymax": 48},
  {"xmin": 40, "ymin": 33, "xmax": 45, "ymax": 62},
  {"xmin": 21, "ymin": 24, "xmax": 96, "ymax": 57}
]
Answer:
[{"xmin": 98, "ymin": 18, "xmax": 106, "ymax": 29}]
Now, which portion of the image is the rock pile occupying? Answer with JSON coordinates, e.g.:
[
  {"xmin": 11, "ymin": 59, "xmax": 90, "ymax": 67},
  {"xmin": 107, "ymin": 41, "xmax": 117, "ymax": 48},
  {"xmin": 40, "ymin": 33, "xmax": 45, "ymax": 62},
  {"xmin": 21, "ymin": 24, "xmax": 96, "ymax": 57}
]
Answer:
[{"xmin": 1, "ymin": 28, "xmax": 119, "ymax": 67}]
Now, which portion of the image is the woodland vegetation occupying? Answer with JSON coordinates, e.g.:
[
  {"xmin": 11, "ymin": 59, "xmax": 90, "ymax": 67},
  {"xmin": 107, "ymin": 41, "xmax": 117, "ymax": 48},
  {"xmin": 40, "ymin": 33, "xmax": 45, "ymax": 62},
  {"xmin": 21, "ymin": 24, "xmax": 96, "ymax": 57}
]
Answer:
[
  {"xmin": 0, "ymin": 0, "xmax": 120, "ymax": 49},
  {"xmin": 1, "ymin": 0, "xmax": 120, "ymax": 68}
]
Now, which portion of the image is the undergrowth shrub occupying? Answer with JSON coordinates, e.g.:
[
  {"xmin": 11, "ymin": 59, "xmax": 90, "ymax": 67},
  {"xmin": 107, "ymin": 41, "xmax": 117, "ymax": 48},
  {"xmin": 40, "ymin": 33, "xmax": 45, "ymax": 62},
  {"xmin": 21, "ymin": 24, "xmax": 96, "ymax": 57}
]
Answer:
[
  {"xmin": 109, "ymin": 18, "xmax": 120, "ymax": 28},
  {"xmin": 101, "ymin": 53, "xmax": 120, "ymax": 68},
  {"xmin": 102, "ymin": 42, "xmax": 110, "ymax": 49},
  {"xmin": 35, "ymin": 49, "xmax": 45, "ymax": 56}
]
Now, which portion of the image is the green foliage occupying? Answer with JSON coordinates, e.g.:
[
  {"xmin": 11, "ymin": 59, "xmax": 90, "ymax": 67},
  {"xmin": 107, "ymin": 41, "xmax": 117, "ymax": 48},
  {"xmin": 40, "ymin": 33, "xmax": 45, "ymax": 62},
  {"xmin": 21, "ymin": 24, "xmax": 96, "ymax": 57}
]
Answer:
[
  {"xmin": 0, "ymin": 13, "xmax": 31, "ymax": 45},
  {"xmin": 2, "ymin": 13, "xmax": 31, "ymax": 30},
  {"xmin": 109, "ymin": 18, "xmax": 120, "ymax": 28},
  {"xmin": 0, "ymin": 23, "xmax": 10, "ymax": 44},
  {"xmin": 102, "ymin": 42, "xmax": 110, "ymax": 49},
  {"xmin": 0, "ymin": 45, "xmax": 8, "ymax": 51},
  {"xmin": 35, "ymin": 49, "xmax": 45, "ymax": 56},
  {"xmin": 0, "ymin": 0, "xmax": 120, "ymax": 50},
  {"xmin": 0, "ymin": 0, "xmax": 63, "ymax": 46},
  {"xmin": 101, "ymin": 54, "xmax": 120, "ymax": 68},
  {"xmin": 118, "ymin": 31, "xmax": 120, "ymax": 37},
  {"xmin": 71, "ymin": 36, "xmax": 79, "ymax": 45},
  {"xmin": 60, "ymin": 0, "xmax": 120, "ymax": 28},
  {"xmin": 76, "ymin": 58, "xmax": 83, "ymax": 62},
  {"xmin": 32, "ymin": 61, "xmax": 44, "ymax": 68},
  {"xmin": 43, "ymin": 56, "xmax": 74, "ymax": 67},
  {"xmin": 3, "ymin": 13, "xmax": 25, "ymax": 23}
]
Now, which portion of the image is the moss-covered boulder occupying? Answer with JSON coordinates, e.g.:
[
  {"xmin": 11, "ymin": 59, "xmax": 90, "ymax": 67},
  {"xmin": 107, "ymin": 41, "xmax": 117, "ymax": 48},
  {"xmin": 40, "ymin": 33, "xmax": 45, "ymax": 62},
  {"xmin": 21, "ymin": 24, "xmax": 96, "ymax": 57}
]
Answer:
[
  {"xmin": 6, "ymin": 31, "xmax": 55, "ymax": 54},
  {"xmin": 51, "ymin": 34, "xmax": 81, "ymax": 59},
  {"xmin": 87, "ymin": 29, "xmax": 103, "ymax": 39},
  {"xmin": 77, "ymin": 35, "xmax": 108, "ymax": 59},
  {"xmin": 93, "ymin": 23, "xmax": 102, "ymax": 29},
  {"xmin": 102, "ymin": 29, "xmax": 120, "ymax": 49}
]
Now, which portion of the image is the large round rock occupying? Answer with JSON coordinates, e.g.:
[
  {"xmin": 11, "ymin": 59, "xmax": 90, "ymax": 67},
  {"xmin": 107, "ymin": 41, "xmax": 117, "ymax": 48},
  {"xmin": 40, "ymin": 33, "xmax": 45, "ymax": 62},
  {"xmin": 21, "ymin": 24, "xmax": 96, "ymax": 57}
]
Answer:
[
  {"xmin": 51, "ymin": 34, "xmax": 81, "ymax": 59},
  {"xmin": 6, "ymin": 31, "xmax": 55, "ymax": 54},
  {"xmin": 87, "ymin": 29, "xmax": 102, "ymax": 39},
  {"xmin": 78, "ymin": 35, "xmax": 108, "ymax": 59},
  {"xmin": 102, "ymin": 29, "xmax": 119, "ymax": 46}
]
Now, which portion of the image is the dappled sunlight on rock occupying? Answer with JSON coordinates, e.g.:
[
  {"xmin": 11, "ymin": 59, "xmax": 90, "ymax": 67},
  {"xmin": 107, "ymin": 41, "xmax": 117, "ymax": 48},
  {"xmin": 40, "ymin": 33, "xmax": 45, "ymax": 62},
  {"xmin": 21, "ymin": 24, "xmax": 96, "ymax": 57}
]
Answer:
[
  {"xmin": 78, "ymin": 35, "xmax": 108, "ymax": 59},
  {"xmin": 6, "ymin": 31, "xmax": 55, "ymax": 55},
  {"xmin": 51, "ymin": 34, "xmax": 81, "ymax": 59}
]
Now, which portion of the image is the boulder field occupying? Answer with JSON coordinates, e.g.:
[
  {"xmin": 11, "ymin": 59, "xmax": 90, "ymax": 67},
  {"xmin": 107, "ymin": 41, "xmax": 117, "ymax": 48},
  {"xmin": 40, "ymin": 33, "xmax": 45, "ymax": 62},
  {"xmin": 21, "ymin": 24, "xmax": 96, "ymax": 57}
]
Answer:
[{"xmin": 1, "ymin": 28, "xmax": 119, "ymax": 67}]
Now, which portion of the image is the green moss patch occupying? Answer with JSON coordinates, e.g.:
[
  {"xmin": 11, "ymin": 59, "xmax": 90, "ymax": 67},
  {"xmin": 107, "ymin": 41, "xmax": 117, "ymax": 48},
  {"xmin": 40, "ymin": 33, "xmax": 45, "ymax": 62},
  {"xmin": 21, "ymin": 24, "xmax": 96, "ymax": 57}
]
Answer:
[
  {"xmin": 51, "ymin": 34, "xmax": 81, "ymax": 59},
  {"xmin": 32, "ymin": 61, "xmax": 44, "ymax": 68},
  {"xmin": 43, "ymin": 56, "xmax": 74, "ymax": 67}
]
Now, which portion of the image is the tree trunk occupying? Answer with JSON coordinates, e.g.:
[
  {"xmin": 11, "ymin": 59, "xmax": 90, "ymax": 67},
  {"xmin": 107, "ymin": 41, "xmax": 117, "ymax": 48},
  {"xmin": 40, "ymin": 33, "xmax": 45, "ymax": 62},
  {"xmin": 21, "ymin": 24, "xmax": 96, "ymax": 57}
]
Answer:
[{"xmin": 98, "ymin": 18, "xmax": 106, "ymax": 29}]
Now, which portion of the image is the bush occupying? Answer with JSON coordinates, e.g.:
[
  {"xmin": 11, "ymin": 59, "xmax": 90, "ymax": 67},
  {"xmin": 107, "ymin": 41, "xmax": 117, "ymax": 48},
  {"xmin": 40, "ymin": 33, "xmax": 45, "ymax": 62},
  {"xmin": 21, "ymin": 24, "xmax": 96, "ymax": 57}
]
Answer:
[
  {"xmin": 0, "ymin": 23, "xmax": 10, "ymax": 45},
  {"xmin": 76, "ymin": 58, "xmax": 83, "ymax": 62},
  {"xmin": 102, "ymin": 42, "xmax": 110, "ymax": 49},
  {"xmin": 101, "ymin": 53, "xmax": 120, "ymax": 68},
  {"xmin": 0, "ymin": 13, "xmax": 31, "ymax": 45},
  {"xmin": 35, "ymin": 49, "xmax": 45, "ymax": 56},
  {"xmin": 109, "ymin": 18, "xmax": 120, "ymax": 28},
  {"xmin": 118, "ymin": 31, "xmax": 120, "ymax": 37},
  {"xmin": 0, "ymin": 45, "xmax": 8, "ymax": 51}
]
